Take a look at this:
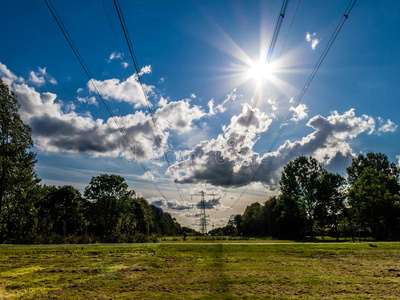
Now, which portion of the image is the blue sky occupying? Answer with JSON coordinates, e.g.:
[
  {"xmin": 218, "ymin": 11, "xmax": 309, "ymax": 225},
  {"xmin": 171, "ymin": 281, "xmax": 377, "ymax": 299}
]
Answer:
[{"xmin": 1, "ymin": 0, "xmax": 399, "ymax": 229}]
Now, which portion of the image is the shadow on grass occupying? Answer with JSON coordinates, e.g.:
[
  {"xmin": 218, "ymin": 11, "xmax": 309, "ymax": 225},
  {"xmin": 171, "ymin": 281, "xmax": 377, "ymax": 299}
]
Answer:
[{"xmin": 210, "ymin": 244, "xmax": 232, "ymax": 298}]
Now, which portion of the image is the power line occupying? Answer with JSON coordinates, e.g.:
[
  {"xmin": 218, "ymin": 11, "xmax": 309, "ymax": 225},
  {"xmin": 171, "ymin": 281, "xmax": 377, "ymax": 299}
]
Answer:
[
  {"xmin": 44, "ymin": 0, "xmax": 168, "ymax": 200},
  {"xmin": 269, "ymin": 0, "xmax": 357, "ymax": 153},
  {"xmin": 113, "ymin": 0, "xmax": 189, "ymax": 203},
  {"xmin": 221, "ymin": 0, "xmax": 290, "ymax": 197},
  {"xmin": 229, "ymin": 0, "xmax": 358, "ymax": 211},
  {"xmin": 279, "ymin": 0, "xmax": 302, "ymax": 57},
  {"xmin": 100, "ymin": 0, "xmax": 132, "ymax": 79}
]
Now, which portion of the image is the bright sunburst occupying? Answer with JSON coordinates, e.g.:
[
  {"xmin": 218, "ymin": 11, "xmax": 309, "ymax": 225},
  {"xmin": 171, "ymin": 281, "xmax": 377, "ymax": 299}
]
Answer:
[{"xmin": 246, "ymin": 59, "xmax": 276, "ymax": 83}]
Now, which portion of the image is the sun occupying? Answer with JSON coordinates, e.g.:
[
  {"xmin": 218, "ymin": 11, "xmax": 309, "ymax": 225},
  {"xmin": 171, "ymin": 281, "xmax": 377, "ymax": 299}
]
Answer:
[{"xmin": 246, "ymin": 59, "xmax": 275, "ymax": 83}]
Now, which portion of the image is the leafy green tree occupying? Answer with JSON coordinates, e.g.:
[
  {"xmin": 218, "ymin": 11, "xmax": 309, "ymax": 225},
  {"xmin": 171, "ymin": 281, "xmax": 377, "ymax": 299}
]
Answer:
[
  {"xmin": 240, "ymin": 202, "xmax": 265, "ymax": 236},
  {"xmin": 151, "ymin": 206, "xmax": 182, "ymax": 236},
  {"xmin": 347, "ymin": 153, "xmax": 400, "ymax": 240},
  {"xmin": 263, "ymin": 196, "xmax": 279, "ymax": 237},
  {"xmin": 84, "ymin": 174, "xmax": 136, "ymax": 239},
  {"xmin": 279, "ymin": 156, "xmax": 326, "ymax": 238},
  {"xmin": 0, "ymin": 78, "xmax": 39, "ymax": 242},
  {"xmin": 35, "ymin": 185, "xmax": 87, "ymax": 237},
  {"xmin": 275, "ymin": 193, "xmax": 305, "ymax": 238},
  {"xmin": 348, "ymin": 167, "xmax": 400, "ymax": 240},
  {"xmin": 224, "ymin": 220, "xmax": 238, "ymax": 236},
  {"xmin": 132, "ymin": 197, "xmax": 154, "ymax": 235},
  {"xmin": 347, "ymin": 152, "xmax": 399, "ymax": 185},
  {"xmin": 315, "ymin": 173, "xmax": 346, "ymax": 240},
  {"xmin": 234, "ymin": 214, "xmax": 243, "ymax": 236}
]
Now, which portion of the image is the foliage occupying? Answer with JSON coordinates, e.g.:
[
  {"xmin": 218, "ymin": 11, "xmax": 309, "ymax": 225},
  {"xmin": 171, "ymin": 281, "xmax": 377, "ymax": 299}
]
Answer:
[
  {"xmin": 1, "ymin": 75, "xmax": 399, "ymax": 242},
  {"xmin": 83, "ymin": 174, "xmax": 182, "ymax": 242},
  {"xmin": 84, "ymin": 174, "xmax": 136, "ymax": 239},
  {"xmin": 347, "ymin": 152, "xmax": 399, "ymax": 185},
  {"xmin": 240, "ymin": 202, "xmax": 265, "ymax": 236},
  {"xmin": 32, "ymin": 185, "xmax": 88, "ymax": 240},
  {"xmin": 279, "ymin": 156, "xmax": 327, "ymax": 238},
  {"xmin": 0, "ymin": 78, "xmax": 39, "ymax": 243},
  {"xmin": 348, "ymin": 166, "xmax": 400, "ymax": 240},
  {"xmin": 315, "ymin": 172, "xmax": 346, "ymax": 240},
  {"xmin": 219, "ymin": 152, "xmax": 399, "ymax": 241}
]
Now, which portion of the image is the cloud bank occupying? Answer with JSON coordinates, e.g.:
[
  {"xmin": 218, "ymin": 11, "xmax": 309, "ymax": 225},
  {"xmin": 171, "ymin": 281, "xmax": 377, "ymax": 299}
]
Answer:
[
  {"xmin": 169, "ymin": 108, "xmax": 391, "ymax": 189},
  {"xmin": 0, "ymin": 62, "xmax": 206, "ymax": 161}
]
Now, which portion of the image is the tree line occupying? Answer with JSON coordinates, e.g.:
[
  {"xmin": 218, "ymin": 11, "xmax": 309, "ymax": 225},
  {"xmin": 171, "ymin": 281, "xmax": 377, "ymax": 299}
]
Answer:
[
  {"xmin": 211, "ymin": 153, "xmax": 400, "ymax": 240},
  {"xmin": 0, "ymin": 78, "xmax": 188, "ymax": 244},
  {"xmin": 2, "ymin": 77, "xmax": 400, "ymax": 243}
]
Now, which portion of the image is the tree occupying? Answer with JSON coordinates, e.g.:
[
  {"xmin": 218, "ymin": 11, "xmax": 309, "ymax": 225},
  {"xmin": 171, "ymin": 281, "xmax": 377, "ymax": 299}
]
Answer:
[
  {"xmin": 234, "ymin": 214, "xmax": 243, "ymax": 236},
  {"xmin": 275, "ymin": 193, "xmax": 305, "ymax": 238},
  {"xmin": 84, "ymin": 174, "xmax": 136, "ymax": 239},
  {"xmin": 151, "ymin": 205, "xmax": 182, "ymax": 236},
  {"xmin": 347, "ymin": 152, "xmax": 399, "ymax": 185},
  {"xmin": 347, "ymin": 153, "xmax": 400, "ymax": 240},
  {"xmin": 0, "ymin": 78, "xmax": 39, "ymax": 242},
  {"xmin": 315, "ymin": 173, "xmax": 346, "ymax": 240},
  {"xmin": 240, "ymin": 202, "xmax": 265, "ymax": 236},
  {"xmin": 348, "ymin": 166, "xmax": 400, "ymax": 240},
  {"xmin": 264, "ymin": 196, "xmax": 279, "ymax": 237},
  {"xmin": 279, "ymin": 156, "xmax": 326, "ymax": 238},
  {"xmin": 35, "ymin": 185, "xmax": 87, "ymax": 238}
]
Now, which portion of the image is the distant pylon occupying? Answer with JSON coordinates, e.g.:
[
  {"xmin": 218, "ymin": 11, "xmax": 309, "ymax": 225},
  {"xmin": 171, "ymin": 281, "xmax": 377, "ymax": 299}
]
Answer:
[
  {"xmin": 199, "ymin": 191, "xmax": 207, "ymax": 235},
  {"xmin": 191, "ymin": 190, "xmax": 214, "ymax": 235}
]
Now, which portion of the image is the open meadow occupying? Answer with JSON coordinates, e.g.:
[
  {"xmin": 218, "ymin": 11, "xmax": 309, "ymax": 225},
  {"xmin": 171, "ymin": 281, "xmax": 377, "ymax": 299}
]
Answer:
[{"xmin": 1, "ymin": 241, "xmax": 400, "ymax": 299}]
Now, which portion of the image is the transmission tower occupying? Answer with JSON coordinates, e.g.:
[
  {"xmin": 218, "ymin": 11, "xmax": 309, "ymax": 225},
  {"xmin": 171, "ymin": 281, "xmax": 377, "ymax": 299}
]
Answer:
[
  {"xmin": 199, "ymin": 191, "xmax": 207, "ymax": 235},
  {"xmin": 191, "ymin": 191, "xmax": 215, "ymax": 235}
]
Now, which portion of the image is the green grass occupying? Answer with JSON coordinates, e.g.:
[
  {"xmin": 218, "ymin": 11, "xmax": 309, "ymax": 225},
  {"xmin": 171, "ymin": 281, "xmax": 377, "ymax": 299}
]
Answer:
[
  {"xmin": 1, "ymin": 242, "xmax": 400, "ymax": 299},
  {"xmin": 159, "ymin": 235, "xmax": 290, "ymax": 243}
]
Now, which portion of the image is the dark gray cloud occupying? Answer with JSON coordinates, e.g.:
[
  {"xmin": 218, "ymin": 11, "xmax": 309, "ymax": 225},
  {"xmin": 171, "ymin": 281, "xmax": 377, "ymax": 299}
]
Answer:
[
  {"xmin": 170, "ymin": 109, "xmax": 379, "ymax": 189},
  {"xmin": 196, "ymin": 197, "xmax": 223, "ymax": 209},
  {"xmin": 1, "ymin": 63, "xmax": 206, "ymax": 161},
  {"xmin": 148, "ymin": 197, "xmax": 193, "ymax": 211}
]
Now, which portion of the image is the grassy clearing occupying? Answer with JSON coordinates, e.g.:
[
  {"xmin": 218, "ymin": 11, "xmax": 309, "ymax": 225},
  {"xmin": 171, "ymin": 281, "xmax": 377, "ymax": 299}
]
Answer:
[
  {"xmin": 159, "ymin": 235, "xmax": 366, "ymax": 243},
  {"xmin": 159, "ymin": 236, "xmax": 292, "ymax": 243},
  {"xmin": 1, "ymin": 242, "xmax": 400, "ymax": 299}
]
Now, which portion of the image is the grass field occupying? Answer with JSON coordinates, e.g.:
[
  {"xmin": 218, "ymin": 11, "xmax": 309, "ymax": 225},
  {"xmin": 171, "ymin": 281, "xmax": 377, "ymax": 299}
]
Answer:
[{"xmin": 1, "ymin": 242, "xmax": 400, "ymax": 299}]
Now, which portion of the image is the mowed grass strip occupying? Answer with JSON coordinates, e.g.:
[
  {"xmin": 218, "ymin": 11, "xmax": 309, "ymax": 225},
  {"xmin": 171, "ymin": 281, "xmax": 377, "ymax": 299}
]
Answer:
[{"xmin": 0, "ymin": 243, "xmax": 400, "ymax": 299}]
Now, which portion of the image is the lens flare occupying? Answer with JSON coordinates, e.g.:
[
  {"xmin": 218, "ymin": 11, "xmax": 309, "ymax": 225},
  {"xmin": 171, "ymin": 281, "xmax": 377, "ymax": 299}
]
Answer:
[{"xmin": 246, "ymin": 60, "xmax": 275, "ymax": 83}]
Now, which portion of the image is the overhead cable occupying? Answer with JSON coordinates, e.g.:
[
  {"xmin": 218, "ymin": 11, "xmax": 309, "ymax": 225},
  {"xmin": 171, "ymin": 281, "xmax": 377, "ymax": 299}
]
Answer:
[
  {"xmin": 230, "ymin": 0, "xmax": 358, "ymax": 210},
  {"xmin": 112, "ymin": 0, "xmax": 190, "ymax": 203},
  {"xmin": 221, "ymin": 0, "xmax": 290, "ymax": 197},
  {"xmin": 44, "ymin": 0, "xmax": 168, "ymax": 200}
]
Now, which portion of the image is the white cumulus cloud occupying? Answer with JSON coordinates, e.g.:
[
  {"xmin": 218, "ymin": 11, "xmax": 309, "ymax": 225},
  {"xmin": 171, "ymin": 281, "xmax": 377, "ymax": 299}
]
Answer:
[
  {"xmin": 29, "ymin": 67, "xmax": 57, "ymax": 86},
  {"xmin": 88, "ymin": 71, "xmax": 154, "ymax": 108},
  {"xmin": 268, "ymin": 98, "xmax": 278, "ymax": 111},
  {"xmin": 139, "ymin": 65, "xmax": 152, "ymax": 75},
  {"xmin": 169, "ymin": 103, "xmax": 272, "ymax": 186},
  {"xmin": 290, "ymin": 103, "xmax": 309, "ymax": 122},
  {"xmin": 29, "ymin": 71, "xmax": 45, "ymax": 86},
  {"xmin": 77, "ymin": 96, "xmax": 98, "ymax": 106},
  {"xmin": 0, "ymin": 62, "xmax": 208, "ymax": 161},
  {"xmin": 107, "ymin": 52, "xmax": 123, "ymax": 62},
  {"xmin": 155, "ymin": 100, "xmax": 205, "ymax": 132},
  {"xmin": 306, "ymin": 32, "xmax": 320, "ymax": 50},
  {"xmin": 169, "ymin": 108, "xmax": 379, "ymax": 189},
  {"xmin": 0, "ymin": 62, "xmax": 21, "ymax": 84},
  {"xmin": 377, "ymin": 118, "xmax": 397, "ymax": 133},
  {"xmin": 207, "ymin": 89, "xmax": 239, "ymax": 116},
  {"xmin": 139, "ymin": 171, "xmax": 155, "ymax": 182}
]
